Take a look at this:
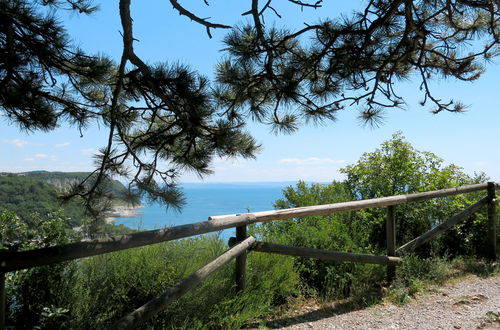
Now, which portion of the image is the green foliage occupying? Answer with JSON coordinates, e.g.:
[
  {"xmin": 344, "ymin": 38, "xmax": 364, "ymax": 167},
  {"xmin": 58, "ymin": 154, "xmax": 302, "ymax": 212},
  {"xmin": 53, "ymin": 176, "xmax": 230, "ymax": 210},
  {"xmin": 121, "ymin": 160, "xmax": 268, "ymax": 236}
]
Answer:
[
  {"xmin": 387, "ymin": 256, "xmax": 499, "ymax": 305},
  {"xmin": 0, "ymin": 210, "xmax": 31, "ymax": 249},
  {"xmin": 340, "ymin": 132, "xmax": 473, "ymax": 198},
  {"xmin": 3, "ymin": 134, "xmax": 495, "ymax": 328},
  {"xmin": 0, "ymin": 173, "xmax": 141, "ymax": 236},
  {"xmin": 3, "ymin": 0, "xmax": 498, "ymax": 213},
  {"xmin": 450, "ymin": 256, "xmax": 500, "ymax": 277},
  {"xmin": 255, "ymin": 133, "xmax": 492, "ymax": 304},
  {"xmin": 0, "ymin": 175, "xmax": 87, "ymax": 227},
  {"xmin": 257, "ymin": 181, "xmax": 380, "ymax": 299},
  {"xmin": 388, "ymin": 255, "xmax": 450, "ymax": 305},
  {"xmin": 70, "ymin": 235, "xmax": 298, "ymax": 329},
  {"xmin": 23, "ymin": 171, "xmax": 131, "ymax": 202},
  {"xmin": 0, "ymin": 209, "xmax": 80, "ymax": 250},
  {"xmin": 7, "ymin": 262, "xmax": 77, "ymax": 330},
  {"xmin": 4, "ymin": 211, "xmax": 79, "ymax": 329},
  {"xmin": 340, "ymin": 132, "xmax": 488, "ymax": 256}
]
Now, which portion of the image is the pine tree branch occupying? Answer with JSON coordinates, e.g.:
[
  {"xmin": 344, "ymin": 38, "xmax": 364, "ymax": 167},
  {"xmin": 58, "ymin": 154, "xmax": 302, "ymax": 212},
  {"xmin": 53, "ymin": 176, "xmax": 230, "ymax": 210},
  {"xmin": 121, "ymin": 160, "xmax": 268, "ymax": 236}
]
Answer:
[{"xmin": 169, "ymin": 0, "xmax": 231, "ymax": 38}]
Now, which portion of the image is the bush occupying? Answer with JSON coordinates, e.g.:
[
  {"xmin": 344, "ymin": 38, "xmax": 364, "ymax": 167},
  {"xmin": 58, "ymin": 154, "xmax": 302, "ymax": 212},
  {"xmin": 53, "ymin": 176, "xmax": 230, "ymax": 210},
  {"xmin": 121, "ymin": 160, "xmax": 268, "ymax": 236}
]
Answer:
[
  {"xmin": 3, "ymin": 211, "xmax": 79, "ymax": 329},
  {"xmin": 257, "ymin": 181, "xmax": 383, "ymax": 300},
  {"xmin": 340, "ymin": 132, "xmax": 488, "ymax": 256},
  {"xmin": 388, "ymin": 255, "xmax": 449, "ymax": 304}
]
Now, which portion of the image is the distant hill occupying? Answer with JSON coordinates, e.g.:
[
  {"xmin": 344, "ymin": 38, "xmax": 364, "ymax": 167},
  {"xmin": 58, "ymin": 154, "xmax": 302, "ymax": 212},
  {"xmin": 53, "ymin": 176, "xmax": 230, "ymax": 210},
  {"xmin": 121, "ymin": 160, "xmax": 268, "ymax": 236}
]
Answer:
[
  {"xmin": 20, "ymin": 171, "xmax": 128, "ymax": 197},
  {"xmin": 0, "ymin": 175, "xmax": 86, "ymax": 227},
  {"xmin": 0, "ymin": 171, "xmax": 131, "ymax": 228}
]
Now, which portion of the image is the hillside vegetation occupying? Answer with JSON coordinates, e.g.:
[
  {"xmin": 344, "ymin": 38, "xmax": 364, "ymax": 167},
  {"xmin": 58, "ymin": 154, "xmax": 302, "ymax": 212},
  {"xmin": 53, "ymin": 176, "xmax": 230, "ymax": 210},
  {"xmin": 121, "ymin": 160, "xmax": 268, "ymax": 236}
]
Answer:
[
  {"xmin": 21, "ymin": 171, "xmax": 128, "ymax": 196},
  {"xmin": 0, "ymin": 175, "xmax": 87, "ymax": 228},
  {"xmin": 0, "ymin": 172, "xmax": 135, "ymax": 233}
]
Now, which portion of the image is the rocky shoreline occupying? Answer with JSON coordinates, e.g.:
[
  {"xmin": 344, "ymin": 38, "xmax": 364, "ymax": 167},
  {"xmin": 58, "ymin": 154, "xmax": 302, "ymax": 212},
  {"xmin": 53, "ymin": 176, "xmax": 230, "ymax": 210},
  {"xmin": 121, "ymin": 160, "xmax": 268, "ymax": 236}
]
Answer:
[{"xmin": 105, "ymin": 204, "xmax": 144, "ymax": 223}]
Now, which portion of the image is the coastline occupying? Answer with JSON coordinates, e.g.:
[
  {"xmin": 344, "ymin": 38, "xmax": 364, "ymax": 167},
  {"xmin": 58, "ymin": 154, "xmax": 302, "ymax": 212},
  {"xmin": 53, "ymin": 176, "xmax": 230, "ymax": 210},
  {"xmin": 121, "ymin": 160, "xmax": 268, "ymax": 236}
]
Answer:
[{"xmin": 105, "ymin": 204, "xmax": 144, "ymax": 223}]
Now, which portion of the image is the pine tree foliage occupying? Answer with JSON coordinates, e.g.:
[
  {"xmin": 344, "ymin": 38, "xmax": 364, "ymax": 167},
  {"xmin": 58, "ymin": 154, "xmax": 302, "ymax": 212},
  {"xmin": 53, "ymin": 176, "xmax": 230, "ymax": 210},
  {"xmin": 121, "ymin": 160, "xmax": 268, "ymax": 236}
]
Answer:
[
  {"xmin": 1, "ymin": 0, "xmax": 498, "ymax": 216},
  {"xmin": 216, "ymin": 0, "xmax": 499, "ymax": 132}
]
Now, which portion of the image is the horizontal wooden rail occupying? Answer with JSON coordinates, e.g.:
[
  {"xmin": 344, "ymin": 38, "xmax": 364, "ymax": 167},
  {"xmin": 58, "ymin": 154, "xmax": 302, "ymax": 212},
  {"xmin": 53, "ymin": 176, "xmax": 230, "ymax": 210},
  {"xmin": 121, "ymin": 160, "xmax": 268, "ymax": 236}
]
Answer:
[
  {"xmin": 251, "ymin": 241, "xmax": 402, "ymax": 266},
  {"xmin": 1, "ymin": 183, "xmax": 496, "ymax": 272},
  {"xmin": 111, "ymin": 236, "xmax": 256, "ymax": 330},
  {"xmin": 396, "ymin": 197, "xmax": 488, "ymax": 254},
  {"xmin": 0, "ymin": 214, "xmax": 256, "ymax": 272},
  {"xmin": 210, "ymin": 183, "xmax": 493, "ymax": 222}
]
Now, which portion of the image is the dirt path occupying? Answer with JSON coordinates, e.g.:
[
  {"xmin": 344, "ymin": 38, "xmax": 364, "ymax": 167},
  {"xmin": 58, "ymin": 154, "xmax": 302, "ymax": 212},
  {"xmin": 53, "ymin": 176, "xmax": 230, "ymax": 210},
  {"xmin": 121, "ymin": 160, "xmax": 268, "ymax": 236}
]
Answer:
[{"xmin": 265, "ymin": 275, "xmax": 500, "ymax": 329}]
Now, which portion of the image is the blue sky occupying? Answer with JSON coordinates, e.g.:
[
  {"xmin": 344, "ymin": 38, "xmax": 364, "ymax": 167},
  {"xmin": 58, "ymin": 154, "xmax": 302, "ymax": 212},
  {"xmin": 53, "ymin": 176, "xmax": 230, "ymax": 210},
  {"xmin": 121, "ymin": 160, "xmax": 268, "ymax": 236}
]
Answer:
[{"xmin": 1, "ymin": 1, "xmax": 499, "ymax": 183}]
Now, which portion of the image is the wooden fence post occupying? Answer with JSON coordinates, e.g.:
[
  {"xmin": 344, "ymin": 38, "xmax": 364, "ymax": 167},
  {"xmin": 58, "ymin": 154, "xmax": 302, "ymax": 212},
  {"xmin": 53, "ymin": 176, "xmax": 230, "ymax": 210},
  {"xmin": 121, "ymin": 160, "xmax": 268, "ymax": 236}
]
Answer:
[
  {"xmin": 386, "ymin": 206, "xmax": 396, "ymax": 281},
  {"xmin": 1, "ymin": 272, "xmax": 5, "ymax": 330},
  {"xmin": 235, "ymin": 225, "xmax": 247, "ymax": 292},
  {"xmin": 487, "ymin": 182, "xmax": 497, "ymax": 261},
  {"xmin": 112, "ymin": 237, "xmax": 256, "ymax": 329}
]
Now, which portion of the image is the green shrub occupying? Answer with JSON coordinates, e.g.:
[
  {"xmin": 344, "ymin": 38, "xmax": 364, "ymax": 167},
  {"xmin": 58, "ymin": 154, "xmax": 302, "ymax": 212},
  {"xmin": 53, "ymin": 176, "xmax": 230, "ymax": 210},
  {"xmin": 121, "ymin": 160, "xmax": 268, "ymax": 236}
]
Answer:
[
  {"xmin": 257, "ymin": 181, "xmax": 382, "ymax": 300},
  {"xmin": 388, "ymin": 255, "xmax": 449, "ymax": 304},
  {"xmin": 70, "ymin": 234, "xmax": 298, "ymax": 329},
  {"xmin": 340, "ymin": 132, "xmax": 488, "ymax": 256},
  {"xmin": 6, "ymin": 263, "xmax": 76, "ymax": 329},
  {"xmin": 4, "ymin": 211, "xmax": 79, "ymax": 329}
]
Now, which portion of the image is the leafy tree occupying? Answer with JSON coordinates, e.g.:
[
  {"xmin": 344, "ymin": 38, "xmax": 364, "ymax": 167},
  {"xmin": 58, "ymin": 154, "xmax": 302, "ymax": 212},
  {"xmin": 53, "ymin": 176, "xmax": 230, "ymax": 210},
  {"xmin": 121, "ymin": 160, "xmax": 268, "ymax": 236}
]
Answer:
[
  {"xmin": 340, "ymin": 132, "xmax": 473, "ymax": 199},
  {"xmin": 1, "ymin": 0, "xmax": 498, "ymax": 213},
  {"xmin": 340, "ymin": 132, "xmax": 488, "ymax": 254}
]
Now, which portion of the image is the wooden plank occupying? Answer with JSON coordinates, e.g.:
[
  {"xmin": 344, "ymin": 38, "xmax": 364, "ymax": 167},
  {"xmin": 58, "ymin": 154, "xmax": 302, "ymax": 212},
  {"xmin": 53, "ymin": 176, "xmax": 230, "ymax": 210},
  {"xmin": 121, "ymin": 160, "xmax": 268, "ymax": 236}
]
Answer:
[
  {"xmin": 386, "ymin": 206, "xmax": 396, "ymax": 280},
  {"xmin": 210, "ymin": 183, "xmax": 490, "ymax": 222},
  {"xmin": 251, "ymin": 241, "xmax": 402, "ymax": 266},
  {"xmin": 235, "ymin": 225, "xmax": 247, "ymax": 292},
  {"xmin": 0, "ymin": 214, "xmax": 257, "ymax": 272},
  {"xmin": 386, "ymin": 206, "xmax": 396, "ymax": 256},
  {"xmin": 111, "ymin": 236, "xmax": 256, "ymax": 330},
  {"xmin": 396, "ymin": 197, "xmax": 488, "ymax": 254},
  {"xmin": 487, "ymin": 182, "xmax": 497, "ymax": 261}
]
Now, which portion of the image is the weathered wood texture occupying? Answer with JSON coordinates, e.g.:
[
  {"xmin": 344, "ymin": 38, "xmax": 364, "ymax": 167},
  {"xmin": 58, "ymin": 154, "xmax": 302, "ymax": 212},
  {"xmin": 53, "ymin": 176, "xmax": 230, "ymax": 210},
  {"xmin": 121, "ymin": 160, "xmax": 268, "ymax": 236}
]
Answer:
[
  {"xmin": 386, "ymin": 206, "xmax": 396, "ymax": 280},
  {"xmin": 0, "ymin": 214, "xmax": 257, "ymax": 272},
  {"xmin": 396, "ymin": 197, "xmax": 488, "ymax": 254},
  {"xmin": 210, "ymin": 183, "xmax": 491, "ymax": 222},
  {"xmin": 487, "ymin": 182, "xmax": 497, "ymax": 261},
  {"xmin": 251, "ymin": 241, "xmax": 402, "ymax": 266},
  {"xmin": 110, "ymin": 236, "xmax": 256, "ymax": 330},
  {"xmin": 235, "ymin": 225, "xmax": 247, "ymax": 292}
]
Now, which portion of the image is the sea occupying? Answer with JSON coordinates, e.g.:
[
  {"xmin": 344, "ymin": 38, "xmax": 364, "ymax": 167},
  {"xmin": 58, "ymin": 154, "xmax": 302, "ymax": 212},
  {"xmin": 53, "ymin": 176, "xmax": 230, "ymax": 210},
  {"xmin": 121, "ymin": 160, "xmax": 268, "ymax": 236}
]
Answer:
[{"xmin": 114, "ymin": 182, "xmax": 301, "ymax": 238}]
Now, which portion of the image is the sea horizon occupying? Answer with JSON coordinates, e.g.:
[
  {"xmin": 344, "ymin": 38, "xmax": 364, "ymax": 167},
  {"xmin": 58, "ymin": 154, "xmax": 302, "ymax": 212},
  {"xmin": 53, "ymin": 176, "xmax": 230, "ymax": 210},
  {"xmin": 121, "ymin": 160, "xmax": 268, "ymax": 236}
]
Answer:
[{"xmin": 114, "ymin": 181, "xmax": 326, "ymax": 237}]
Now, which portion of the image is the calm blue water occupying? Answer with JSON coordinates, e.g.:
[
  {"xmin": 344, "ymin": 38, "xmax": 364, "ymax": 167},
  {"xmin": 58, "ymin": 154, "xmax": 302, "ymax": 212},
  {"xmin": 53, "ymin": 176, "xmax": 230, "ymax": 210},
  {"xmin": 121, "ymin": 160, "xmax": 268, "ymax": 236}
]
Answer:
[{"xmin": 114, "ymin": 182, "xmax": 296, "ymax": 238}]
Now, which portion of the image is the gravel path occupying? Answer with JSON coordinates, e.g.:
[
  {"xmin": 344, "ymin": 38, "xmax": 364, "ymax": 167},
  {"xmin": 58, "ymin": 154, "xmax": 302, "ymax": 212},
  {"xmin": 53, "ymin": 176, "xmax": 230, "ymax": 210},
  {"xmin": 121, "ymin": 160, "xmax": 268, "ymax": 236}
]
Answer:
[{"xmin": 271, "ymin": 275, "xmax": 500, "ymax": 330}]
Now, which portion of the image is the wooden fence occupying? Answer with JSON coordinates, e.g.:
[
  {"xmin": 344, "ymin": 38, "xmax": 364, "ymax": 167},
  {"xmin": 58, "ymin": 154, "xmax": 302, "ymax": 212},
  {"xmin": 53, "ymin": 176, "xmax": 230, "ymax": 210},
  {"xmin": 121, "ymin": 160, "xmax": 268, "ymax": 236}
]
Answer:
[{"xmin": 0, "ymin": 182, "xmax": 498, "ymax": 329}]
